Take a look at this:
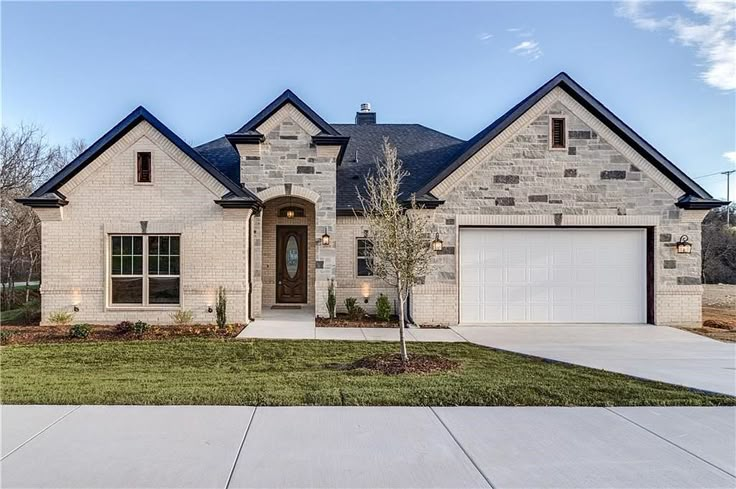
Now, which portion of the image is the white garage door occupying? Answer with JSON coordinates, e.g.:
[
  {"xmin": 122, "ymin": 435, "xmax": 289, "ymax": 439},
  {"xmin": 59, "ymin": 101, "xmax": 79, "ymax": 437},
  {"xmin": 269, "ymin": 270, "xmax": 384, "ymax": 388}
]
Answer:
[{"xmin": 459, "ymin": 228, "xmax": 647, "ymax": 324}]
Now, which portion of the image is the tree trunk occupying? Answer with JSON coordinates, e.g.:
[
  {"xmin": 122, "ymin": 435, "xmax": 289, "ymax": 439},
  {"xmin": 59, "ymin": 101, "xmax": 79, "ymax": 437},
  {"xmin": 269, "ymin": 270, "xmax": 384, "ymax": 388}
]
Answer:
[
  {"xmin": 25, "ymin": 253, "xmax": 35, "ymax": 303},
  {"xmin": 397, "ymin": 285, "xmax": 408, "ymax": 364}
]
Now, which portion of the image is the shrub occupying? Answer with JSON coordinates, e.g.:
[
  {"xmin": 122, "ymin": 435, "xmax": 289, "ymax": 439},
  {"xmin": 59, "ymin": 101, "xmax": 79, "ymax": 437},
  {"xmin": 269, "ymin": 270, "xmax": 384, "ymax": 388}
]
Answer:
[
  {"xmin": 345, "ymin": 297, "xmax": 364, "ymax": 321},
  {"xmin": 20, "ymin": 300, "xmax": 41, "ymax": 325},
  {"xmin": 326, "ymin": 279, "xmax": 337, "ymax": 319},
  {"xmin": 170, "ymin": 309, "xmax": 193, "ymax": 326},
  {"xmin": 115, "ymin": 321, "xmax": 134, "ymax": 334},
  {"xmin": 216, "ymin": 287, "xmax": 227, "ymax": 329},
  {"xmin": 68, "ymin": 323, "xmax": 91, "ymax": 339},
  {"xmin": 132, "ymin": 320, "xmax": 149, "ymax": 336},
  {"xmin": 48, "ymin": 310, "xmax": 74, "ymax": 326},
  {"xmin": 376, "ymin": 294, "xmax": 392, "ymax": 321},
  {"xmin": 0, "ymin": 330, "xmax": 13, "ymax": 344}
]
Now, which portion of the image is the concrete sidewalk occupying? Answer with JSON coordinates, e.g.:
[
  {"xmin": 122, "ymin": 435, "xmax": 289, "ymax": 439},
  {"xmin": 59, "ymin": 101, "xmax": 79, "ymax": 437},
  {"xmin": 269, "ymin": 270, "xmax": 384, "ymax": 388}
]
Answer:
[
  {"xmin": 1, "ymin": 405, "xmax": 734, "ymax": 488},
  {"xmin": 236, "ymin": 307, "xmax": 464, "ymax": 342}
]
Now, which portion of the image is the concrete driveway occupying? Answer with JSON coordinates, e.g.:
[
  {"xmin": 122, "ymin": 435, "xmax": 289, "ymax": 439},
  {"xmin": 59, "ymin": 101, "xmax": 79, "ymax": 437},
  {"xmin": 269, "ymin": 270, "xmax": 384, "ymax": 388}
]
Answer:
[
  {"xmin": 452, "ymin": 324, "xmax": 736, "ymax": 396},
  {"xmin": 1, "ymin": 405, "xmax": 734, "ymax": 488}
]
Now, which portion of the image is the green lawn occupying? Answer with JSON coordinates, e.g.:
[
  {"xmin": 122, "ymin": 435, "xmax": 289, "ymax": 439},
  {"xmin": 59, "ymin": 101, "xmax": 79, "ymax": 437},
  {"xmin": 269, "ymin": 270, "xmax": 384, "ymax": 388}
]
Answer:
[{"xmin": 1, "ymin": 339, "xmax": 733, "ymax": 406}]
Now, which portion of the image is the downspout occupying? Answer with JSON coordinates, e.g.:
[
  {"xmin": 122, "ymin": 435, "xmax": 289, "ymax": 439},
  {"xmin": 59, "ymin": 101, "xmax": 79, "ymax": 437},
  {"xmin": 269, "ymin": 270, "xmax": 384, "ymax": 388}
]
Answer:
[{"xmin": 247, "ymin": 211, "xmax": 254, "ymax": 322}]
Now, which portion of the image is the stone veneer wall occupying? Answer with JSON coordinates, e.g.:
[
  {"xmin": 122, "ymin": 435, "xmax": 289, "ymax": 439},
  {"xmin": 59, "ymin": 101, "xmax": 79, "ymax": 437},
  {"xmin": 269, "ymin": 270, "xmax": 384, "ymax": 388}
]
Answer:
[
  {"xmin": 260, "ymin": 196, "xmax": 316, "ymax": 307},
  {"xmin": 236, "ymin": 106, "xmax": 338, "ymax": 317},
  {"xmin": 335, "ymin": 216, "xmax": 399, "ymax": 315},
  {"xmin": 36, "ymin": 121, "xmax": 251, "ymax": 325},
  {"xmin": 412, "ymin": 98, "xmax": 705, "ymax": 327}
]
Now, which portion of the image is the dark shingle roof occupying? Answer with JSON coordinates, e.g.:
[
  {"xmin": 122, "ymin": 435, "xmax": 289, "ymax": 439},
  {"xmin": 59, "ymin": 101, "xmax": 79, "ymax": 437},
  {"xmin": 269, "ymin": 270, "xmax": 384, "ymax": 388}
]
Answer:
[
  {"xmin": 196, "ymin": 124, "xmax": 464, "ymax": 210},
  {"xmin": 332, "ymin": 124, "xmax": 464, "ymax": 209}
]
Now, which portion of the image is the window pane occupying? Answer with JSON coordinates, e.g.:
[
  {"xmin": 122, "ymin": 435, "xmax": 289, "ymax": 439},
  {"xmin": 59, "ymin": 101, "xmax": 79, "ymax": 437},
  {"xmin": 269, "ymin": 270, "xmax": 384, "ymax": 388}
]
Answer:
[
  {"xmin": 160, "ymin": 236, "xmax": 169, "ymax": 255},
  {"xmin": 112, "ymin": 256, "xmax": 121, "ymax": 275},
  {"xmin": 149, "ymin": 256, "xmax": 159, "ymax": 275},
  {"xmin": 159, "ymin": 256, "xmax": 169, "ymax": 275},
  {"xmin": 112, "ymin": 236, "xmax": 121, "ymax": 255},
  {"xmin": 170, "ymin": 237, "xmax": 179, "ymax": 255},
  {"xmin": 149, "ymin": 236, "xmax": 159, "ymax": 256},
  {"xmin": 149, "ymin": 277, "xmax": 180, "ymax": 304},
  {"xmin": 133, "ymin": 236, "xmax": 143, "ymax": 255},
  {"xmin": 111, "ymin": 277, "xmax": 143, "ymax": 304},
  {"xmin": 133, "ymin": 255, "xmax": 143, "ymax": 275},
  {"xmin": 169, "ymin": 256, "xmax": 180, "ymax": 275},
  {"xmin": 123, "ymin": 236, "xmax": 132, "ymax": 255},
  {"xmin": 122, "ymin": 256, "xmax": 132, "ymax": 275},
  {"xmin": 357, "ymin": 258, "xmax": 373, "ymax": 277}
]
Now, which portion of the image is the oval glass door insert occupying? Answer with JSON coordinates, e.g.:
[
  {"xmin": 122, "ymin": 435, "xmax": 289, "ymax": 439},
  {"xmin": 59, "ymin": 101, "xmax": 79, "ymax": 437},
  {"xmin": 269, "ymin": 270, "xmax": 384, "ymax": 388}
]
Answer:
[{"xmin": 286, "ymin": 235, "xmax": 299, "ymax": 278}]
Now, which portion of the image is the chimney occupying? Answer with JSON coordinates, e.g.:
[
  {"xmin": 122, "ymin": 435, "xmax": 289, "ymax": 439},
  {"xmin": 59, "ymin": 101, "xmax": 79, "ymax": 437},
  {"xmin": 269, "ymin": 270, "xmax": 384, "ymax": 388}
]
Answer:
[{"xmin": 355, "ymin": 102, "xmax": 376, "ymax": 125}]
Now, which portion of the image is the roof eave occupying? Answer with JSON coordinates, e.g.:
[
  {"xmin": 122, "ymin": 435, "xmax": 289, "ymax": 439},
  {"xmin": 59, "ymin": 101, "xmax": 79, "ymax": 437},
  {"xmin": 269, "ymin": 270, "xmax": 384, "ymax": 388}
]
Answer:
[{"xmin": 675, "ymin": 196, "xmax": 729, "ymax": 210}]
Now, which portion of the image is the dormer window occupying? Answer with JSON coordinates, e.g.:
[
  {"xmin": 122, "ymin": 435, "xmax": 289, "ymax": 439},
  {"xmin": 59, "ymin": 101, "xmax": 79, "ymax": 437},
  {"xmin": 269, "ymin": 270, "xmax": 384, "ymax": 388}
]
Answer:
[
  {"xmin": 137, "ymin": 152, "xmax": 152, "ymax": 183},
  {"xmin": 550, "ymin": 117, "xmax": 566, "ymax": 149}
]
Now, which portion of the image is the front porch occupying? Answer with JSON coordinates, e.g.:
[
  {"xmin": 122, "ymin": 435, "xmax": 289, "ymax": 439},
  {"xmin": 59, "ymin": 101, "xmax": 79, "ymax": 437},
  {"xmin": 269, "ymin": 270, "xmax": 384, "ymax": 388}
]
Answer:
[{"xmin": 237, "ymin": 305, "xmax": 464, "ymax": 342}]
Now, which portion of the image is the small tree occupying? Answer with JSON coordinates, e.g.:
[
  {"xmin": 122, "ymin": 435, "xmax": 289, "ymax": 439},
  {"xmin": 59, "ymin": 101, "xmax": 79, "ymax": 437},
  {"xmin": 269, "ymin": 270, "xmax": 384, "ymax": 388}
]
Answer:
[
  {"xmin": 326, "ymin": 279, "xmax": 337, "ymax": 319},
  {"xmin": 359, "ymin": 138, "xmax": 434, "ymax": 363}
]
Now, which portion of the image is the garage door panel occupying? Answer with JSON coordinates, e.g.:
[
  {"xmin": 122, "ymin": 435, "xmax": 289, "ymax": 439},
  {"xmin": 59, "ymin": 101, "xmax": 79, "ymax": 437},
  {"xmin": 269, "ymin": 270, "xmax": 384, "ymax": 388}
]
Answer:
[{"xmin": 459, "ymin": 228, "xmax": 646, "ymax": 324}]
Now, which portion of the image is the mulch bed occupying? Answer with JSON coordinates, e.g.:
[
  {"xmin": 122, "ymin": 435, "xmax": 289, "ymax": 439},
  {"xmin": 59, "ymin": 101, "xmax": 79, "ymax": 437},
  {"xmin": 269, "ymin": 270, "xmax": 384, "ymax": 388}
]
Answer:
[
  {"xmin": 346, "ymin": 353, "xmax": 460, "ymax": 375},
  {"xmin": 316, "ymin": 314, "xmax": 448, "ymax": 329},
  {"xmin": 317, "ymin": 315, "xmax": 398, "ymax": 328},
  {"xmin": 0, "ymin": 324, "xmax": 245, "ymax": 346}
]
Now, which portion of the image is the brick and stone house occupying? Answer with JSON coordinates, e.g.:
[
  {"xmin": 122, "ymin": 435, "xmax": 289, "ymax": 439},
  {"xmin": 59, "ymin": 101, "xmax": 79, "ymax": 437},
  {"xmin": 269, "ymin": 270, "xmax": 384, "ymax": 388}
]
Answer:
[{"xmin": 19, "ymin": 73, "xmax": 726, "ymax": 327}]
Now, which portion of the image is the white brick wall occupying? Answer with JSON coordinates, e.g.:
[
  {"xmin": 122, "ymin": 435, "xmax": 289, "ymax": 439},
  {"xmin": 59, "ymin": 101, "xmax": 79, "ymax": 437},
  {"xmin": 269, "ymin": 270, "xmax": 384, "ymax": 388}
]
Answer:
[{"xmin": 37, "ymin": 121, "xmax": 251, "ymax": 325}]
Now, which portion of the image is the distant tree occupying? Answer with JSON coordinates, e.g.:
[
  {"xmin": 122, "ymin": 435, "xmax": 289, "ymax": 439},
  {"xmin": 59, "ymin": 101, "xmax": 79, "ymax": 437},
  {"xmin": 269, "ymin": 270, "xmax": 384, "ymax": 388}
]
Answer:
[
  {"xmin": 0, "ymin": 124, "xmax": 85, "ymax": 309},
  {"xmin": 702, "ymin": 207, "xmax": 736, "ymax": 284},
  {"xmin": 359, "ymin": 138, "xmax": 435, "ymax": 364}
]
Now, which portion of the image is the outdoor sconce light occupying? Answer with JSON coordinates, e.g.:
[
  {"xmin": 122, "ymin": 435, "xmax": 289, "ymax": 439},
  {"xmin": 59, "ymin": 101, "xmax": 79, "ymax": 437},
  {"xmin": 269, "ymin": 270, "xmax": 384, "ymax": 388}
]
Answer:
[
  {"xmin": 676, "ymin": 235, "xmax": 692, "ymax": 254},
  {"xmin": 207, "ymin": 306, "xmax": 213, "ymax": 313},
  {"xmin": 431, "ymin": 232, "xmax": 443, "ymax": 252},
  {"xmin": 73, "ymin": 305, "xmax": 80, "ymax": 312},
  {"xmin": 321, "ymin": 227, "xmax": 331, "ymax": 246}
]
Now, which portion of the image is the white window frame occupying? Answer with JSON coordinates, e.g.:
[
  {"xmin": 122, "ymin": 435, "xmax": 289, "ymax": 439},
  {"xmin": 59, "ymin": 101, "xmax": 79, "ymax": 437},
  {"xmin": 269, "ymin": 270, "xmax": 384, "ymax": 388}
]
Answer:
[
  {"xmin": 356, "ymin": 237, "xmax": 373, "ymax": 277},
  {"xmin": 549, "ymin": 115, "xmax": 568, "ymax": 150},
  {"xmin": 135, "ymin": 151, "xmax": 154, "ymax": 185},
  {"xmin": 107, "ymin": 234, "xmax": 181, "ymax": 309}
]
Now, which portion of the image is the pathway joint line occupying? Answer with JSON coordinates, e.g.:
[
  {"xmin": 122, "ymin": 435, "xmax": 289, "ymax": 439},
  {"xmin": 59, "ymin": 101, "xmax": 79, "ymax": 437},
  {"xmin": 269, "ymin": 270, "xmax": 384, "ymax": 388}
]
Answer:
[
  {"xmin": 1, "ymin": 405, "xmax": 82, "ymax": 461},
  {"xmin": 225, "ymin": 407, "xmax": 257, "ymax": 489},
  {"xmin": 429, "ymin": 407, "xmax": 496, "ymax": 489},
  {"xmin": 605, "ymin": 408, "xmax": 736, "ymax": 479}
]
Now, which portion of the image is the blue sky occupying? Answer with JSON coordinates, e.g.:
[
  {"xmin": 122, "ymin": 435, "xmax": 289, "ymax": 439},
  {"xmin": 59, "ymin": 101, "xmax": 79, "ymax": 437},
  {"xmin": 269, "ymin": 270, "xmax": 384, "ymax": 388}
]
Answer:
[{"xmin": 2, "ymin": 1, "xmax": 734, "ymax": 199}]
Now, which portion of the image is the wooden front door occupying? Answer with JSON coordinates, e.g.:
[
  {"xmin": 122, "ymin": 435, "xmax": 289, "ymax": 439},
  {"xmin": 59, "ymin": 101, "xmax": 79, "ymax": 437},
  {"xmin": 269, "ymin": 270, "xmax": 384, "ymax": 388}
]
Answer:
[{"xmin": 276, "ymin": 226, "xmax": 308, "ymax": 303}]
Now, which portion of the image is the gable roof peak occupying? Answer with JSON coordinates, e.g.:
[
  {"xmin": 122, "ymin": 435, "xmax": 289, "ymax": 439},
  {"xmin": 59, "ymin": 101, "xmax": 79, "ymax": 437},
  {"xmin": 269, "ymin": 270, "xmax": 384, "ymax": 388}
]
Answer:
[
  {"xmin": 25, "ymin": 104, "xmax": 260, "ymax": 206},
  {"xmin": 232, "ymin": 88, "xmax": 340, "ymax": 137}
]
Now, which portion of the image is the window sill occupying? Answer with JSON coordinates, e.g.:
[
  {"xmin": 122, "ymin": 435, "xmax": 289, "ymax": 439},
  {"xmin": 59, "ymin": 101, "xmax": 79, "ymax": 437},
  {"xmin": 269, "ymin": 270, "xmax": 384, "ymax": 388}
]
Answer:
[
  {"xmin": 106, "ymin": 305, "xmax": 181, "ymax": 311},
  {"xmin": 134, "ymin": 182, "xmax": 154, "ymax": 186}
]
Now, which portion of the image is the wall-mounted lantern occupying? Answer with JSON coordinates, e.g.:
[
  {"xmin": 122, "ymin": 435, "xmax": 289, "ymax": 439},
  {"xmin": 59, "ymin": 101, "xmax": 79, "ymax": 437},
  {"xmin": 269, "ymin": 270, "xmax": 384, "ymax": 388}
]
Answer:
[
  {"xmin": 431, "ymin": 232, "xmax": 443, "ymax": 252},
  {"xmin": 73, "ymin": 305, "xmax": 80, "ymax": 312},
  {"xmin": 676, "ymin": 235, "xmax": 692, "ymax": 254},
  {"xmin": 321, "ymin": 227, "xmax": 331, "ymax": 246},
  {"xmin": 207, "ymin": 306, "xmax": 213, "ymax": 313}
]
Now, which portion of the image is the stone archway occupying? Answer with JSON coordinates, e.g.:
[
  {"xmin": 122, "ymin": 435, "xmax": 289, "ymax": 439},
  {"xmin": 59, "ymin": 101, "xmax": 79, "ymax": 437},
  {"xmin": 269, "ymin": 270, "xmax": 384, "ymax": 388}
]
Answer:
[{"xmin": 250, "ymin": 184, "xmax": 334, "ymax": 318}]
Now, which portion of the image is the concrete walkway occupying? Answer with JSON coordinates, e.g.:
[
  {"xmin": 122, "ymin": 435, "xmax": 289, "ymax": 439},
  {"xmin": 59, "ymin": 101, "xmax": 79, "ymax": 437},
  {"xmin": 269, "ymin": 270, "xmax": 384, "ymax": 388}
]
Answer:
[
  {"xmin": 452, "ymin": 324, "xmax": 736, "ymax": 396},
  {"xmin": 237, "ymin": 306, "xmax": 464, "ymax": 342},
  {"xmin": 1, "ymin": 405, "xmax": 734, "ymax": 488}
]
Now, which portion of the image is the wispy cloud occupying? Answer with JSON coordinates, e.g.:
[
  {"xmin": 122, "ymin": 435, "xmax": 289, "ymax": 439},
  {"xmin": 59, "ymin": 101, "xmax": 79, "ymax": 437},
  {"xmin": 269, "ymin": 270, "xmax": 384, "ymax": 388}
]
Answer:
[
  {"xmin": 616, "ymin": 0, "xmax": 736, "ymax": 91},
  {"xmin": 724, "ymin": 151, "xmax": 736, "ymax": 165},
  {"xmin": 477, "ymin": 32, "xmax": 494, "ymax": 42},
  {"xmin": 510, "ymin": 40, "xmax": 543, "ymax": 60}
]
